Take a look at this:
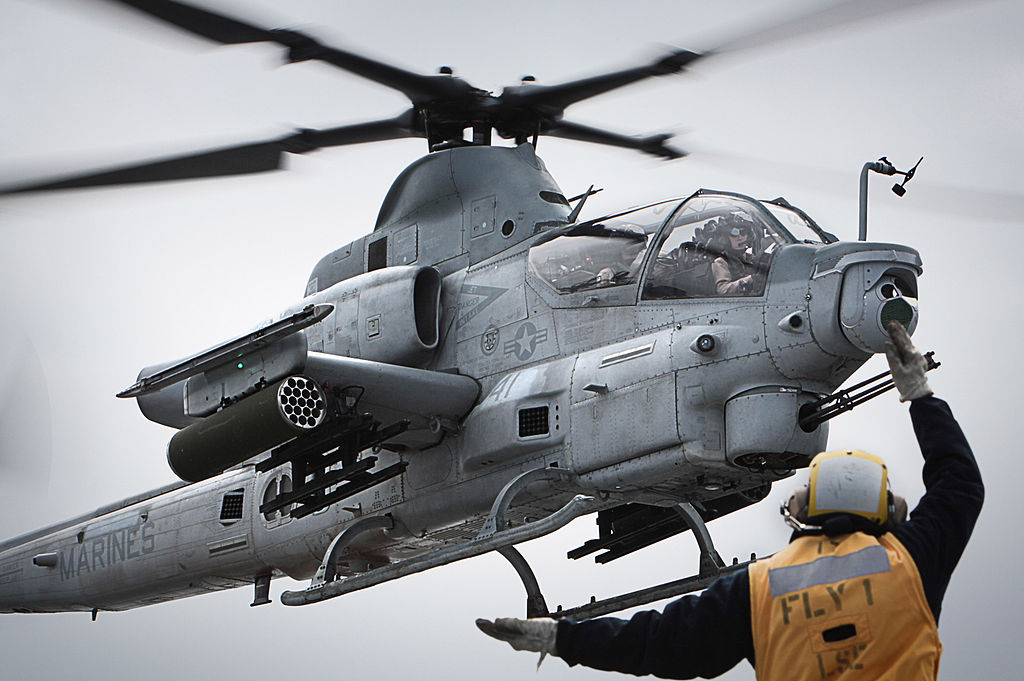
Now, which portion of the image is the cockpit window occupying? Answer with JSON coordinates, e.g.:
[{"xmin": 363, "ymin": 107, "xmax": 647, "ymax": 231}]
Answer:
[
  {"xmin": 761, "ymin": 201, "xmax": 826, "ymax": 244},
  {"xmin": 528, "ymin": 202, "xmax": 672, "ymax": 294},
  {"xmin": 642, "ymin": 195, "xmax": 785, "ymax": 300}
]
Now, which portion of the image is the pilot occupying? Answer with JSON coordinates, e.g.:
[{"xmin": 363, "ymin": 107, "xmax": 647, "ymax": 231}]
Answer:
[
  {"xmin": 711, "ymin": 215, "xmax": 758, "ymax": 295},
  {"xmin": 477, "ymin": 322, "xmax": 983, "ymax": 680},
  {"xmin": 596, "ymin": 227, "xmax": 647, "ymax": 285}
]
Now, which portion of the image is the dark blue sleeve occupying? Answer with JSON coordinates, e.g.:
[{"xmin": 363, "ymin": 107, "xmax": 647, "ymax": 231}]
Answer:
[
  {"xmin": 555, "ymin": 568, "xmax": 753, "ymax": 679},
  {"xmin": 892, "ymin": 395, "xmax": 984, "ymax": 622}
]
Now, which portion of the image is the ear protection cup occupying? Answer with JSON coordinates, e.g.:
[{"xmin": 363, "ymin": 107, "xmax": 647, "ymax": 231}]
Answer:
[
  {"xmin": 786, "ymin": 485, "xmax": 810, "ymax": 523},
  {"xmin": 889, "ymin": 492, "xmax": 908, "ymax": 525}
]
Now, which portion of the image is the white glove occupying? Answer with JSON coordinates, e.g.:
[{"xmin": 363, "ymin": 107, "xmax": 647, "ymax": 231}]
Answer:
[
  {"xmin": 476, "ymin": 617, "xmax": 558, "ymax": 656},
  {"xmin": 884, "ymin": 322, "xmax": 932, "ymax": 402}
]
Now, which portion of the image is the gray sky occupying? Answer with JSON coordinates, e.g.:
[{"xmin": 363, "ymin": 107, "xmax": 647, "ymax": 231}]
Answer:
[{"xmin": 0, "ymin": 0, "xmax": 1021, "ymax": 679}]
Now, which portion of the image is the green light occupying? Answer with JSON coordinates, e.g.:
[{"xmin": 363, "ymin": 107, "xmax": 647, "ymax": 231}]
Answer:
[{"xmin": 237, "ymin": 362, "xmax": 244, "ymax": 369}]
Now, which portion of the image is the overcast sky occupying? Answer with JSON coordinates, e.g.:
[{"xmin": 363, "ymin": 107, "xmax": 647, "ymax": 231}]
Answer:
[{"xmin": 1, "ymin": 0, "xmax": 1021, "ymax": 679}]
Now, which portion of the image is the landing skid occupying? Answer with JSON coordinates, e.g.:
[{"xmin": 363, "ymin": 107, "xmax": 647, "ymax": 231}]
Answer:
[
  {"xmin": 281, "ymin": 467, "xmax": 596, "ymax": 606},
  {"xmin": 550, "ymin": 503, "xmax": 753, "ymax": 621},
  {"xmin": 280, "ymin": 466, "xmax": 759, "ymax": 618}
]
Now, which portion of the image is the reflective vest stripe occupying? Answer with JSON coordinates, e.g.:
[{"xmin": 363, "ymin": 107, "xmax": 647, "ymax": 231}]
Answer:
[{"xmin": 768, "ymin": 545, "xmax": 890, "ymax": 597}]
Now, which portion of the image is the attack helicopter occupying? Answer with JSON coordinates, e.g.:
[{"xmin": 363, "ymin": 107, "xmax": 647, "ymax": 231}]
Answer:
[{"xmin": 0, "ymin": 0, "xmax": 931, "ymax": 621}]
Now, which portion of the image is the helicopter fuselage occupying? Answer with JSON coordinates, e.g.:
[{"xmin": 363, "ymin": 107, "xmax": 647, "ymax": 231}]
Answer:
[{"xmin": 0, "ymin": 145, "xmax": 922, "ymax": 614}]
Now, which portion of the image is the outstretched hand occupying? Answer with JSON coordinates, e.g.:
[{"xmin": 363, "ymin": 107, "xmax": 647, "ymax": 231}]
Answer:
[
  {"xmin": 884, "ymin": 321, "xmax": 932, "ymax": 402},
  {"xmin": 476, "ymin": 617, "xmax": 558, "ymax": 655}
]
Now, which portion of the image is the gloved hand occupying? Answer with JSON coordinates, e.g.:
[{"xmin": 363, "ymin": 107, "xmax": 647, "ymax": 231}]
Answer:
[
  {"xmin": 884, "ymin": 321, "xmax": 932, "ymax": 402},
  {"xmin": 476, "ymin": 617, "xmax": 558, "ymax": 656}
]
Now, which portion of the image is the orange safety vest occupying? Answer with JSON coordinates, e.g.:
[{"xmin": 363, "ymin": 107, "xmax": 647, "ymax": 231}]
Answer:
[{"xmin": 748, "ymin": 532, "xmax": 941, "ymax": 681}]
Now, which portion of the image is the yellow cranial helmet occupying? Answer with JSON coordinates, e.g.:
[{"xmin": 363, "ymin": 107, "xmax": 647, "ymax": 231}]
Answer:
[{"xmin": 807, "ymin": 450, "xmax": 890, "ymax": 525}]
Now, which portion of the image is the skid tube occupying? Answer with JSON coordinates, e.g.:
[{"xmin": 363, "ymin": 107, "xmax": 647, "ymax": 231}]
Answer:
[
  {"xmin": 550, "ymin": 502, "xmax": 761, "ymax": 621},
  {"xmin": 551, "ymin": 558, "xmax": 753, "ymax": 621},
  {"xmin": 281, "ymin": 467, "xmax": 596, "ymax": 606},
  {"xmin": 282, "ymin": 467, "xmax": 765, "ymax": 618}
]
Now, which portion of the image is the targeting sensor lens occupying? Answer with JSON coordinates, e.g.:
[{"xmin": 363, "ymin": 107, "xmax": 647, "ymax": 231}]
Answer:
[{"xmin": 881, "ymin": 298, "xmax": 914, "ymax": 330}]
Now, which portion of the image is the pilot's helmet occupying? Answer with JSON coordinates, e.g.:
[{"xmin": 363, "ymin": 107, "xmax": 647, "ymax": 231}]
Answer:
[
  {"xmin": 719, "ymin": 214, "xmax": 754, "ymax": 240},
  {"xmin": 711, "ymin": 214, "xmax": 754, "ymax": 253},
  {"xmin": 782, "ymin": 450, "xmax": 908, "ymax": 531}
]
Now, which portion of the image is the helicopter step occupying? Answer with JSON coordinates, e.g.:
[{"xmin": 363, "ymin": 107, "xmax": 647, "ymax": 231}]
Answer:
[{"xmin": 281, "ymin": 467, "xmax": 599, "ymax": 606}]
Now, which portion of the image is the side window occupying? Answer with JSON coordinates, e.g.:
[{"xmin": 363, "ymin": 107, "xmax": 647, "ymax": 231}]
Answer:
[
  {"xmin": 259, "ymin": 471, "xmax": 294, "ymax": 528},
  {"xmin": 261, "ymin": 478, "xmax": 279, "ymax": 522},
  {"xmin": 278, "ymin": 474, "xmax": 293, "ymax": 521},
  {"xmin": 529, "ymin": 229, "xmax": 650, "ymax": 293},
  {"xmin": 528, "ymin": 213, "xmax": 669, "ymax": 295},
  {"xmin": 367, "ymin": 237, "xmax": 387, "ymax": 271},
  {"xmin": 642, "ymin": 197, "xmax": 783, "ymax": 300}
]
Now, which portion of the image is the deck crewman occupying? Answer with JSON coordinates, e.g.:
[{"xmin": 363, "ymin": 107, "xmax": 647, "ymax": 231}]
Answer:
[{"xmin": 478, "ymin": 322, "xmax": 984, "ymax": 680}]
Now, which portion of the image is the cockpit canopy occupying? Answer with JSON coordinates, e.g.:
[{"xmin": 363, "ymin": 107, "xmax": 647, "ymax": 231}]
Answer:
[
  {"xmin": 527, "ymin": 204, "xmax": 665, "ymax": 294},
  {"xmin": 528, "ymin": 192, "xmax": 832, "ymax": 300}
]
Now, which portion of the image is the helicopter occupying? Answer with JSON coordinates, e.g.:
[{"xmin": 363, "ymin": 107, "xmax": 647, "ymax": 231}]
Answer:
[{"xmin": 0, "ymin": 0, "xmax": 940, "ymax": 622}]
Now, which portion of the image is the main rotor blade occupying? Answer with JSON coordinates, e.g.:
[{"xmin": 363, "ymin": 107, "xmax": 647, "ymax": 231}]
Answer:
[
  {"xmin": 0, "ymin": 113, "xmax": 419, "ymax": 194},
  {"xmin": 105, "ymin": 0, "xmax": 474, "ymax": 104},
  {"xmin": 690, "ymin": 146, "xmax": 1024, "ymax": 224},
  {"xmin": 500, "ymin": 49, "xmax": 703, "ymax": 115},
  {"xmin": 504, "ymin": 0, "xmax": 963, "ymax": 116},
  {"xmin": 106, "ymin": 0, "xmax": 271, "ymax": 43},
  {"xmin": 546, "ymin": 120, "xmax": 686, "ymax": 160},
  {"xmin": 708, "ymin": 0, "xmax": 960, "ymax": 56}
]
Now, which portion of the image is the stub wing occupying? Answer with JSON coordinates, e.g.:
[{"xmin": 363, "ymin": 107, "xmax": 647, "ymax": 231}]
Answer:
[
  {"xmin": 117, "ymin": 303, "xmax": 333, "ymax": 399},
  {"xmin": 140, "ymin": 348, "xmax": 479, "ymax": 482},
  {"xmin": 302, "ymin": 352, "xmax": 480, "ymax": 449}
]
